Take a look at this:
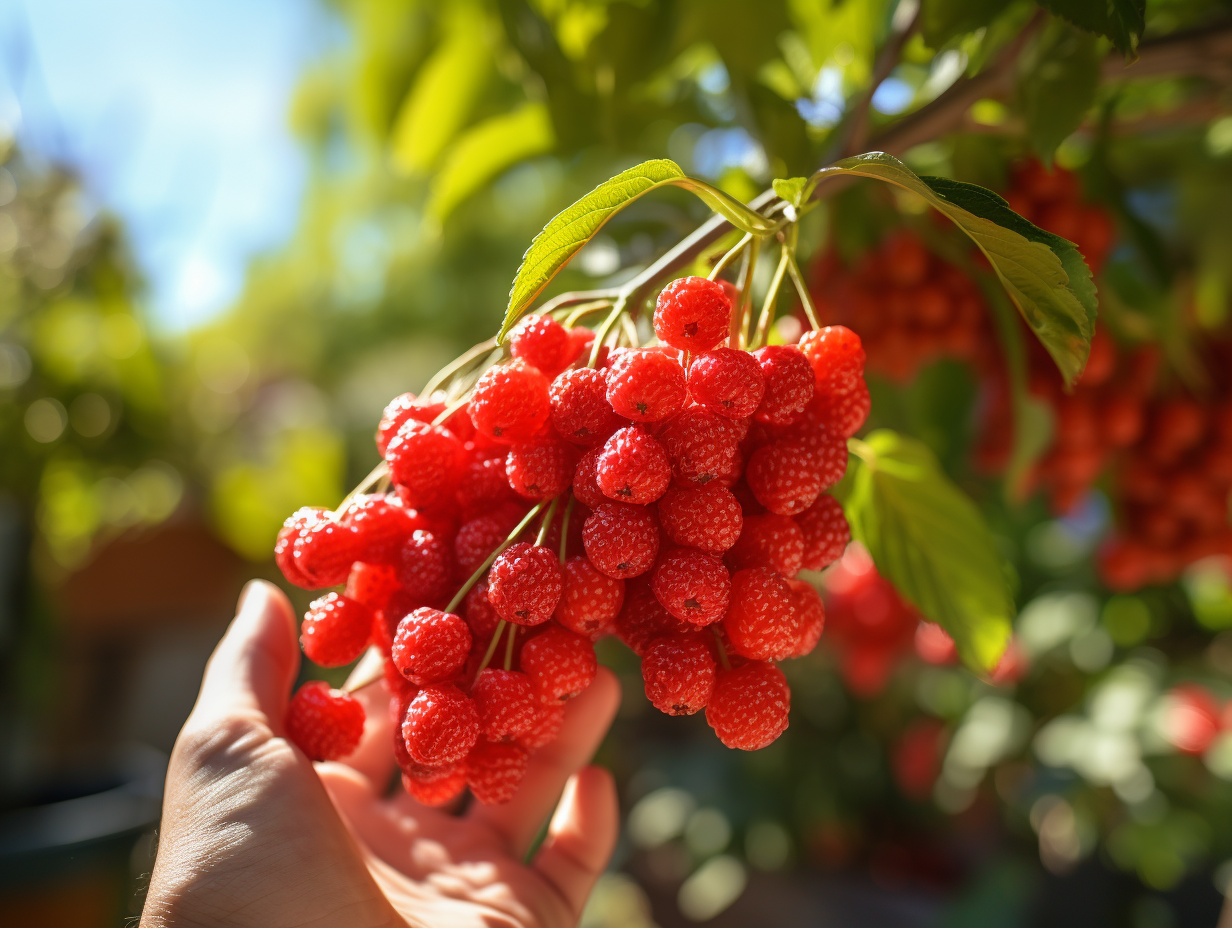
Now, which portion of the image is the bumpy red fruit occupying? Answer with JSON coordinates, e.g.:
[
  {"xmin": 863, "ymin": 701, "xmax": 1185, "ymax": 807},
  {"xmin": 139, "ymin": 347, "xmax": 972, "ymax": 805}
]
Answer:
[
  {"xmin": 597, "ymin": 426, "xmax": 672, "ymax": 503},
  {"xmin": 550, "ymin": 367, "xmax": 620, "ymax": 445},
  {"xmin": 340, "ymin": 494, "xmax": 420, "ymax": 564},
  {"xmin": 462, "ymin": 577, "xmax": 501, "ymax": 638},
  {"xmin": 276, "ymin": 506, "xmax": 326, "ymax": 588},
  {"xmin": 454, "ymin": 504, "xmax": 525, "ymax": 579},
  {"xmin": 556, "ymin": 555, "xmax": 625, "ymax": 639},
  {"xmin": 606, "ymin": 348, "xmax": 687, "ymax": 422},
  {"xmin": 506, "ymin": 439, "xmax": 576, "ymax": 500},
  {"xmin": 285, "ymin": 681, "xmax": 365, "ymax": 761},
  {"xmin": 518, "ymin": 701, "xmax": 566, "ymax": 750},
  {"xmin": 582, "ymin": 502, "xmax": 660, "ymax": 578},
  {"xmin": 397, "ymin": 530, "xmax": 455, "ymax": 603},
  {"xmin": 642, "ymin": 633, "xmax": 717, "ymax": 715},
  {"xmin": 727, "ymin": 513, "xmax": 805, "ymax": 577},
  {"xmin": 472, "ymin": 668, "xmax": 535, "ymax": 741},
  {"xmin": 301, "ymin": 592, "xmax": 373, "ymax": 667},
  {"xmin": 293, "ymin": 518, "xmax": 363, "ymax": 588},
  {"xmin": 615, "ymin": 578, "xmax": 694, "ymax": 655},
  {"xmin": 651, "ymin": 547, "xmax": 731, "ymax": 626},
  {"xmin": 785, "ymin": 580, "xmax": 825, "ymax": 658},
  {"xmin": 345, "ymin": 562, "xmax": 402, "ymax": 613},
  {"xmin": 402, "ymin": 765, "xmax": 466, "ymax": 806},
  {"xmin": 657, "ymin": 485, "xmax": 743, "ymax": 555},
  {"xmin": 780, "ymin": 412, "xmax": 848, "ymax": 490},
  {"xmin": 724, "ymin": 567, "xmax": 796, "ymax": 660},
  {"xmin": 658, "ymin": 407, "xmax": 742, "ymax": 487},
  {"xmin": 385, "ymin": 421, "xmax": 465, "ymax": 508},
  {"xmin": 687, "ymin": 347, "xmax": 765, "ymax": 419},
  {"xmin": 488, "ymin": 542, "xmax": 563, "ymax": 625},
  {"xmin": 392, "ymin": 607, "xmax": 472, "ymax": 684},
  {"xmin": 464, "ymin": 741, "xmax": 530, "ymax": 805},
  {"xmin": 402, "ymin": 683, "xmax": 480, "ymax": 766},
  {"xmin": 810, "ymin": 381, "xmax": 870, "ymax": 437},
  {"xmin": 519, "ymin": 625, "xmax": 597, "ymax": 703},
  {"xmin": 654, "ymin": 276, "xmax": 731, "ymax": 351},
  {"xmin": 746, "ymin": 441, "xmax": 822, "ymax": 515},
  {"xmin": 797, "ymin": 495, "xmax": 850, "ymax": 570},
  {"xmin": 753, "ymin": 345, "xmax": 815, "ymax": 426},
  {"xmin": 458, "ymin": 447, "xmax": 518, "ymax": 517},
  {"xmin": 798, "ymin": 325, "xmax": 865, "ymax": 394},
  {"xmin": 469, "ymin": 360, "xmax": 551, "ymax": 443},
  {"xmin": 572, "ymin": 447, "xmax": 607, "ymax": 509},
  {"xmin": 706, "ymin": 661, "xmax": 791, "ymax": 750},
  {"xmin": 509, "ymin": 313, "xmax": 571, "ymax": 376}
]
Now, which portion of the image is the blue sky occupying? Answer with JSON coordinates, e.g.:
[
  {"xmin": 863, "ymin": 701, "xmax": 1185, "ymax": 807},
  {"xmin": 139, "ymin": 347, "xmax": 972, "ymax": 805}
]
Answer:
[{"xmin": 0, "ymin": 0, "xmax": 339, "ymax": 330}]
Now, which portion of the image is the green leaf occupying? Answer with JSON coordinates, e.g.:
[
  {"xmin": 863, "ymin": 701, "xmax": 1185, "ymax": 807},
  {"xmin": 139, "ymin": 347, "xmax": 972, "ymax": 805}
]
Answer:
[
  {"xmin": 922, "ymin": 0, "xmax": 1013, "ymax": 49},
  {"xmin": 1021, "ymin": 23, "xmax": 1102, "ymax": 162},
  {"xmin": 846, "ymin": 430, "xmax": 1014, "ymax": 673},
  {"xmin": 810, "ymin": 153, "xmax": 1096, "ymax": 385},
  {"xmin": 426, "ymin": 103, "xmax": 556, "ymax": 224},
  {"xmin": 389, "ymin": 4, "xmax": 492, "ymax": 174},
  {"xmin": 1034, "ymin": 0, "xmax": 1144, "ymax": 57},
  {"xmin": 772, "ymin": 176, "xmax": 808, "ymax": 209},
  {"xmin": 503, "ymin": 159, "xmax": 777, "ymax": 339}
]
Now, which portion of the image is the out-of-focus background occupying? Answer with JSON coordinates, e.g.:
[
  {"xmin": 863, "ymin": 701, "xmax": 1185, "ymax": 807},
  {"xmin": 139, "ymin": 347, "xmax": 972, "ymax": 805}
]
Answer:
[{"xmin": 4, "ymin": 0, "xmax": 1232, "ymax": 925}]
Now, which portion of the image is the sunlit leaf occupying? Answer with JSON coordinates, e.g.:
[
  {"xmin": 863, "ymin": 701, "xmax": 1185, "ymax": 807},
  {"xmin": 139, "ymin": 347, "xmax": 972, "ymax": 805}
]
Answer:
[
  {"xmin": 811, "ymin": 153, "xmax": 1096, "ymax": 385},
  {"xmin": 846, "ymin": 430, "xmax": 1014, "ymax": 673},
  {"xmin": 1035, "ymin": 0, "xmax": 1144, "ymax": 57}
]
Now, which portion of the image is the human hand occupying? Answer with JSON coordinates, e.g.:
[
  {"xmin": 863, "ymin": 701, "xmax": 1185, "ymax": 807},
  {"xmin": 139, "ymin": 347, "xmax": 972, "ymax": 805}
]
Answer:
[{"xmin": 141, "ymin": 580, "xmax": 621, "ymax": 928}]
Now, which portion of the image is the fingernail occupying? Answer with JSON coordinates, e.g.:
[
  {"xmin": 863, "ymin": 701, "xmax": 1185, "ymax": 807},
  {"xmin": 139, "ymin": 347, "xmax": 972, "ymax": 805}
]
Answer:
[{"xmin": 237, "ymin": 578, "xmax": 264, "ymax": 615}]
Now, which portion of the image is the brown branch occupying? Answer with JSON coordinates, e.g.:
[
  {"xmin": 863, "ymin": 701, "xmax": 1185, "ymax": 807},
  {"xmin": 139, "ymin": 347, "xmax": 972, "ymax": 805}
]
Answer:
[
  {"xmin": 839, "ymin": 3, "xmax": 922, "ymax": 158},
  {"xmin": 1103, "ymin": 22, "xmax": 1232, "ymax": 83}
]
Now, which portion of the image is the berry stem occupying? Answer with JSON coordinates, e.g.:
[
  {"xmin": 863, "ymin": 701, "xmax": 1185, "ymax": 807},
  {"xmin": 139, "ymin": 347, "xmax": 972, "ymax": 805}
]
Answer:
[
  {"xmin": 534, "ymin": 288, "xmax": 620, "ymax": 316},
  {"xmin": 588, "ymin": 296, "xmax": 627, "ymax": 368},
  {"xmin": 420, "ymin": 338, "xmax": 498, "ymax": 397},
  {"xmin": 445, "ymin": 501, "xmax": 547, "ymax": 614},
  {"xmin": 474, "ymin": 619, "xmax": 508, "ymax": 682},
  {"xmin": 785, "ymin": 252, "xmax": 820, "ymax": 331},
  {"xmin": 431, "ymin": 392, "xmax": 472, "ymax": 427},
  {"xmin": 752, "ymin": 244, "xmax": 791, "ymax": 349},
  {"xmin": 503, "ymin": 621, "xmax": 517, "ymax": 670},
  {"xmin": 711, "ymin": 627, "xmax": 732, "ymax": 671},
  {"xmin": 341, "ymin": 646, "xmax": 384, "ymax": 693},
  {"xmin": 535, "ymin": 495, "xmax": 561, "ymax": 547},
  {"xmin": 735, "ymin": 236, "xmax": 761, "ymax": 349},
  {"xmin": 619, "ymin": 314, "xmax": 639, "ymax": 348},
  {"xmin": 558, "ymin": 494, "xmax": 575, "ymax": 563},
  {"xmin": 332, "ymin": 461, "xmax": 391, "ymax": 522},
  {"xmin": 708, "ymin": 231, "xmax": 753, "ymax": 281},
  {"xmin": 560, "ymin": 298, "xmax": 615, "ymax": 327}
]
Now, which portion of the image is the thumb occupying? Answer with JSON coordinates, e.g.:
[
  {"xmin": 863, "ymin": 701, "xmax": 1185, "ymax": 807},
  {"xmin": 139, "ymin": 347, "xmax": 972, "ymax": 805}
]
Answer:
[{"xmin": 193, "ymin": 579, "xmax": 300, "ymax": 729}]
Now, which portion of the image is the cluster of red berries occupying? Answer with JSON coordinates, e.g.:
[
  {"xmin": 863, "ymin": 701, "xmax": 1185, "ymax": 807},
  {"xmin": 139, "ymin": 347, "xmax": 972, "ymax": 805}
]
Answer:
[
  {"xmin": 1159, "ymin": 683, "xmax": 1227, "ymax": 756},
  {"xmin": 811, "ymin": 229, "xmax": 992, "ymax": 382},
  {"xmin": 1002, "ymin": 159, "xmax": 1115, "ymax": 276},
  {"xmin": 273, "ymin": 274, "xmax": 869, "ymax": 805}
]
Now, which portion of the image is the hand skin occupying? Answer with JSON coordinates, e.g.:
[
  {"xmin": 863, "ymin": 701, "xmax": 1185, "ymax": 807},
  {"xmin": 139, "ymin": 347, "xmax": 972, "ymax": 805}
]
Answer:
[{"xmin": 140, "ymin": 580, "xmax": 622, "ymax": 928}]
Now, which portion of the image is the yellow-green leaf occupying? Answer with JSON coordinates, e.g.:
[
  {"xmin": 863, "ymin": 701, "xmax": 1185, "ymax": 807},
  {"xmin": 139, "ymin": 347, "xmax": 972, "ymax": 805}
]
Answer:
[{"xmin": 846, "ymin": 430, "xmax": 1014, "ymax": 673}]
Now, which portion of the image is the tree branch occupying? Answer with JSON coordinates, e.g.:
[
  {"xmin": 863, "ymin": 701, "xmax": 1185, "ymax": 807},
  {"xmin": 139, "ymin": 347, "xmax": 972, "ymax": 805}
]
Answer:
[
  {"xmin": 837, "ymin": 2, "xmax": 922, "ymax": 158},
  {"xmin": 1103, "ymin": 21, "xmax": 1232, "ymax": 83}
]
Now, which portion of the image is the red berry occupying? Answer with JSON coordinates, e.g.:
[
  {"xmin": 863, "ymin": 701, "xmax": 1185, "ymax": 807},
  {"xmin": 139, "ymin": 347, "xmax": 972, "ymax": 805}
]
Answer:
[
  {"xmin": 797, "ymin": 495, "xmax": 849, "ymax": 570},
  {"xmin": 345, "ymin": 562, "xmax": 402, "ymax": 613},
  {"xmin": 642, "ymin": 633, "xmax": 716, "ymax": 715},
  {"xmin": 472, "ymin": 668, "xmax": 535, "ymax": 741},
  {"xmin": 706, "ymin": 661, "xmax": 791, "ymax": 750},
  {"xmin": 606, "ymin": 348, "xmax": 687, "ymax": 422},
  {"xmin": 746, "ymin": 441, "xmax": 822, "ymax": 515},
  {"xmin": 779, "ymin": 411, "xmax": 848, "ymax": 490},
  {"xmin": 377, "ymin": 391, "xmax": 475, "ymax": 457},
  {"xmin": 810, "ymin": 380, "xmax": 870, "ymax": 437},
  {"xmin": 798, "ymin": 325, "xmax": 866, "ymax": 394},
  {"xmin": 652, "ymin": 547, "xmax": 731, "ymax": 626},
  {"xmin": 727, "ymin": 513, "xmax": 804, "ymax": 577},
  {"xmin": 301, "ymin": 592, "xmax": 373, "ymax": 667},
  {"xmin": 488, "ymin": 542, "xmax": 563, "ymax": 625},
  {"xmin": 550, "ymin": 367, "xmax": 620, "ymax": 445},
  {"xmin": 785, "ymin": 580, "xmax": 825, "ymax": 658},
  {"xmin": 654, "ymin": 276, "xmax": 731, "ymax": 351},
  {"xmin": 397, "ymin": 530, "xmax": 455, "ymax": 603},
  {"xmin": 724, "ymin": 567, "xmax": 796, "ymax": 660},
  {"xmin": 402, "ymin": 765, "xmax": 466, "ymax": 807},
  {"xmin": 340, "ymin": 494, "xmax": 420, "ymax": 564},
  {"xmin": 658, "ymin": 407, "xmax": 742, "ymax": 487},
  {"xmin": 510, "ymin": 313, "xmax": 571, "ymax": 376},
  {"xmin": 402, "ymin": 683, "xmax": 480, "ymax": 766},
  {"xmin": 462, "ymin": 577, "xmax": 502, "ymax": 638},
  {"xmin": 506, "ymin": 439, "xmax": 576, "ymax": 500},
  {"xmin": 458, "ymin": 446, "xmax": 519, "ymax": 516},
  {"xmin": 454, "ymin": 504, "xmax": 526, "ymax": 579},
  {"xmin": 687, "ymin": 347, "xmax": 765, "ymax": 419},
  {"xmin": 556, "ymin": 555, "xmax": 625, "ymax": 639},
  {"xmin": 614, "ymin": 577, "xmax": 694, "ymax": 655},
  {"xmin": 571, "ymin": 446, "xmax": 607, "ymax": 509},
  {"xmin": 469, "ymin": 360, "xmax": 551, "ymax": 444},
  {"xmin": 392, "ymin": 607, "xmax": 472, "ymax": 684},
  {"xmin": 753, "ymin": 345, "xmax": 814, "ymax": 426},
  {"xmin": 464, "ymin": 740, "xmax": 530, "ymax": 805},
  {"xmin": 582, "ymin": 502, "xmax": 660, "ymax": 578},
  {"xmin": 293, "ymin": 517, "xmax": 363, "ymax": 588},
  {"xmin": 518, "ymin": 701, "xmax": 566, "ymax": 750},
  {"xmin": 276, "ymin": 506, "xmax": 326, "ymax": 588},
  {"xmin": 519, "ymin": 624, "xmax": 597, "ymax": 704},
  {"xmin": 597, "ymin": 426, "xmax": 672, "ymax": 504},
  {"xmin": 385, "ymin": 421, "xmax": 465, "ymax": 508},
  {"xmin": 285, "ymin": 681, "xmax": 365, "ymax": 761},
  {"xmin": 657, "ymin": 485, "xmax": 743, "ymax": 555}
]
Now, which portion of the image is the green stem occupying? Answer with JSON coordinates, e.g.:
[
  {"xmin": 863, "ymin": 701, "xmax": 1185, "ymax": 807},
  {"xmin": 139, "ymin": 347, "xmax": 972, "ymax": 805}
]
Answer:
[
  {"xmin": 708, "ymin": 232, "xmax": 753, "ymax": 281},
  {"xmin": 785, "ymin": 252, "xmax": 820, "ymax": 331},
  {"xmin": 560, "ymin": 299, "xmax": 615, "ymax": 327},
  {"xmin": 332, "ymin": 461, "xmax": 390, "ymax": 520},
  {"xmin": 446, "ymin": 502, "xmax": 546, "ymax": 614},
  {"xmin": 752, "ymin": 245, "xmax": 791, "ymax": 350},
  {"xmin": 503, "ymin": 622, "xmax": 517, "ymax": 670},
  {"xmin": 711, "ymin": 627, "xmax": 732, "ymax": 671},
  {"xmin": 733, "ymin": 236, "xmax": 761, "ymax": 349},
  {"xmin": 847, "ymin": 436, "xmax": 875, "ymax": 465},
  {"xmin": 421, "ymin": 338, "xmax": 498, "ymax": 398},
  {"xmin": 588, "ymin": 297, "xmax": 627, "ymax": 368},
  {"xmin": 473, "ymin": 620, "xmax": 507, "ymax": 682},
  {"xmin": 535, "ymin": 496, "xmax": 561, "ymax": 547},
  {"xmin": 431, "ymin": 392, "xmax": 471, "ymax": 427},
  {"xmin": 558, "ymin": 495, "xmax": 575, "ymax": 563}
]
